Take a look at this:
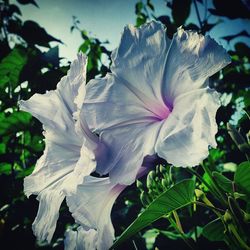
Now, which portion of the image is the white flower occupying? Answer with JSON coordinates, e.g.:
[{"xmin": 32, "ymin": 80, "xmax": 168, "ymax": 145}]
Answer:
[
  {"xmin": 20, "ymin": 52, "xmax": 148, "ymax": 250},
  {"xmin": 19, "ymin": 53, "xmax": 101, "ymax": 242},
  {"xmin": 83, "ymin": 21, "xmax": 231, "ymax": 185}
]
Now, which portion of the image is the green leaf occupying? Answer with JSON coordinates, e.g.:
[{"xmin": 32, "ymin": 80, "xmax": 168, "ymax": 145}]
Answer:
[
  {"xmin": 135, "ymin": 2, "xmax": 143, "ymax": 15},
  {"xmin": 0, "ymin": 111, "xmax": 32, "ymax": 136},
  {"xmin": 235, "ymin": 161, "xmax": 250, "ymax": 195},
  {"xmin": 19, "ymin": 21, "xmax": 62, "ymax": 47},
  {"xmin": 112, "ymin": 179, "xmax": 195, "ymax": 248},
  {"xmin": 172, "ymin": 0, "xmax": 191, "ymax": 26},
  {"xmin": 212, "ymin": 172, "xmax": 233, "ymax": 193},
  {"xmin": 16, "ymin": 166, "xmax": 34, "ymax": 179},
  {"xmin": 202, "ymin": 218, "xmax": 225, "ymax": 241},
  {"xmin": 0, "ymin": 163, "xmax": 12, "ymax": 175},
  {"xmin": 17, "ymin": 0, "xmax": 39, "ymax": 8},
  {"xmin": 0, "ymin": 47, "xmax": 28, "ymax": 90}
]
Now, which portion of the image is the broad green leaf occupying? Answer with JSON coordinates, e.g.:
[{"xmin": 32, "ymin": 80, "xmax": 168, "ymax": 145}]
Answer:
[
  {"xmin": 0, "ymin": 111, "xmax": 32, "ymax": 136},
  {"xmin": 234, "ymin": 161, "xmax": 250, "ymax": 195},
  {"xmin": 112, "ymin": 179, "xmax": 195, "ymax": 248},
  {"xmin": 202, "ymin": 218, "xmax": 225, "ymax": 241},
  {"xmin": 0, "ymin": 47, "xmax": 28, "ymax": 90},
  {"xmin": 212, "ymin": 171, "xmax": 233, "ymax": 193}
]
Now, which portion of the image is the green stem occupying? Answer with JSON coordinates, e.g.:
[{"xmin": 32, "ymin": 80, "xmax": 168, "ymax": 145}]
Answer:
[
  {"xmin": 195, "ymin": 201, "xmax": 225, "ymax": 214},
  {"xmin": 229, "ymin": 224, "xmax": 250, "ymax": 250},
  {"xmin": 173, "ymin": 211, "xmax": 184, "ymax": 234},
  {"xmin": 167, "ymin": 216, "xmax": 195, "ymax": 250},
  {"xmin": 187, "ymin": 168, "xmax": 222, "ymax": 201},
  {"xmin": 201, "ymin": 163, "xmax": 228, "ymax": 205}
]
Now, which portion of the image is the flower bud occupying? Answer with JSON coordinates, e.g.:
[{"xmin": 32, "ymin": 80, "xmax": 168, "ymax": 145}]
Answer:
[
  {"xmin": 146, "ymin": 170, "xmax": 156, "ymax": 189},
  {"xmin": 195, "ymin": 189, "xmax": 205, "ymax": 200},
  {"xmin": 161, "ymin": 179, "xmax": 169, "ymax": 189},
  {"xmin": 136, "ymin": 180, "xmax": 143, "ymax": 190},
  {"xmin": 243, "ymin": 212, "xmax": 250, "ymax": 223},
  {"xmin": 223, "ymin": 210, "xmax": 233, "ymax": 225},
  {"xmin": 140, "ymin": 191, "xmax": 150, "ymax": 207}
]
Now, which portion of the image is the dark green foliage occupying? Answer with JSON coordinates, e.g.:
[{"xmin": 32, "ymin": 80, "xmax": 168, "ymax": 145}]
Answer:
[{"xmin": 172, "ymin": 0, "xmax": 192, "ymax": 26}]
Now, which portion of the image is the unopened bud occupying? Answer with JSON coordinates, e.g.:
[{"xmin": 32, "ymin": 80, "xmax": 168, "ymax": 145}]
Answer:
[
  {"xmin": 136, "ymin": 180, "xmax": 143, "ymax": 190},
  {"xmin": 244, "ymin": 212, "xmax": 250, "ymax": 223},
  {"xmin": 159, "ymin": 165, "xmax": 167, "ymax": 174},
  {"xmin": 227, "ymin": 123, "xmax": 250, "ymax": 154},
  {"xmin": 195, "ymin": 189, "xmax": 205, "ymax": 200},
  {"xmin": 140, "ymin": 191, "xmax": 149, "ymax": 207},
  {"xmin": 146, "ymin": 170, "xmax": 156, "ymax": 189},
  {"xmin": 161, "ymin": 179, "xmax": 169, "ymax": 189},
  {"xmin": 223, "ymin": 210, "xmax": 233, "ymax": 225}
]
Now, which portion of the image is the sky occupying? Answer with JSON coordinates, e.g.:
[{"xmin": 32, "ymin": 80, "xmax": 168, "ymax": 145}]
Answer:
[{"xmin": 12, "ymin": 0, "xmax": 250, "ymax": 62}]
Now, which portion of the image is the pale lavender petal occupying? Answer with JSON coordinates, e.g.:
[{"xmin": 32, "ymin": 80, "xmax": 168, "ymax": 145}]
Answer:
[
  {"xmin": 84, "ymin": 74, "xmax": 164, "ymax": 185},
  {"xmin": 66, "ymin": 176, "xmax": 126, "ymax": 250},
  {"xmin": 111, "ymin": 21, "xmax": 171, "ymax": 111},
  {"xmin": 32, "ymin": 190, "xmax": 64, "ymax": 242},
  {"xmin": 156, "ymin": 88, "xmax": 220, "ymax": 166},
  {"xmin": 162, "ymin": 27, "xmax": 231, "ymax": 106}
]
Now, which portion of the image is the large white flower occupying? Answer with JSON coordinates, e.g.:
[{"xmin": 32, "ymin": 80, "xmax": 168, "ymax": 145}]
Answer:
[
  {"xmin": 83, "ymin": 21, "xmax": 231, "ymax": 185},
  {"xmin": 19, "ymin": 53, "xmax": 103, "ymax": 243},
  {"xmin": 19, "ymin": 51, "xmax": 150, "ymax": 250}
]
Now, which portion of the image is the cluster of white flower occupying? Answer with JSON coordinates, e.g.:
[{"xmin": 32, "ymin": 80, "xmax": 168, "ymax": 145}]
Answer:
[{"xmin": 19, "ymin": 21, "xmax": 230, "ymax": 250}]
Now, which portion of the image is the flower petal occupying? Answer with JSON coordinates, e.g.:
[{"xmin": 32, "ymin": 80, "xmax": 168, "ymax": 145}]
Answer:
[
  {"xmin": 156, "ymin": 88, "xmax": 220, "ymax": 166},
  {"xmin": 111, "ymin": 21, "xmax": 170, "ymax": 112},
  {"xmin": 66, "ymin": 176, "xmax": 126, "ymax": 250},
  {"xmin": 64, "ymin": 227, "xmax": 98, "ymax": 250},
  {"xmin": 162, "ymin": 28, "xmax": 231, "ymax": 106},
  {"xmin": 84, "ymin": 74, "xmax": 164, "ymax": 184},
  {"xmin": 32, "ymin": 189, "xmax": 64, "ymax": 242}
]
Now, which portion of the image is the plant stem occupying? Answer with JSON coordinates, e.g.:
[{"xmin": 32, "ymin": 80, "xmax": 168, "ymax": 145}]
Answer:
[
  {"xmin": 201, "ymin": 163, "xmax": 228, "ymax": 205},
  {"xmin": 168, "ymin": 216, "xmax": 195, "ymax": 250},
  {"xmin": 173, "ymin": 211, "xmax": 184, "ymax": 234},
  {"xmin": 187, "ymin": 167, "xmax": 222, "ymax": 202},
  {"xmin": 193, "ymin": 0, "xmax": 203, "ymax": 30},
  {"xmin": 195, "ymin": 201, "xmax": 225, "ymax": 214}
]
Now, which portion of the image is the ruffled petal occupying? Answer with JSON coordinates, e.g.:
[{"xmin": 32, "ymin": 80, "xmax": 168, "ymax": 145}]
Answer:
[
  {"xmin": 32, "ymin": 189, "xmax": 64, "ymax": 242},
  {"xmin": 19, "ymin": 53, "xmax": 87, "ymax": 134},
  {"xmin": 162, "ymin": 28, "xmax": 231, "ymax": 106},
  {"xmin": 111, "ymin": 21, "xmax": 171, "ymax": 111},
  {"xmin": 66, "ymin": 176, "xmax": 126, "ymax": 250},
  {"xmin": 156, "ymin": 88, "xmax": 220, "ymax": 166}
]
